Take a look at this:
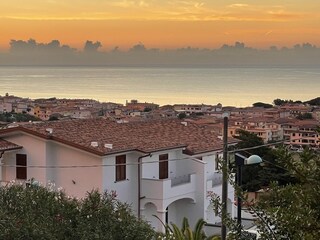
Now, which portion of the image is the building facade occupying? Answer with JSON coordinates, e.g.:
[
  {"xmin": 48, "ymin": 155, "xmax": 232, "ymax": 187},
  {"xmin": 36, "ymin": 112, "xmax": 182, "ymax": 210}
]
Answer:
[{"xmin": 0, "ymin": 118, "xmax": 237, "ymax": 232}]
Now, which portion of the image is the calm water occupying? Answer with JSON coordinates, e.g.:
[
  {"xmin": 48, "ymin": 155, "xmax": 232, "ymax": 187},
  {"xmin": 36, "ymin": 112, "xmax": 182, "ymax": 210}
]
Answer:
[{"xmin": 0, "ymin": 66, "xmax": 319, "ymax": 106}]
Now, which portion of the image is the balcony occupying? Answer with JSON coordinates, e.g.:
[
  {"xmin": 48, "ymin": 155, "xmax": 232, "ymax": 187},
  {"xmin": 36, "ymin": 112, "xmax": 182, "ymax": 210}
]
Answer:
[
  {"xmin": 141, "ymin": 173, "xmax": 196, "ymax": 201},
  {"xmin": 208, "ymin": 173, "xmax": 223, "ymax": 187}
]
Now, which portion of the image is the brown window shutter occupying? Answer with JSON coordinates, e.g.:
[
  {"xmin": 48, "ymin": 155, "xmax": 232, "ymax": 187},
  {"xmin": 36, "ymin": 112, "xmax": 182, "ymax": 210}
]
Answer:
[{"xmin": 16, "ymin": 154, "xmax": 27, "ymax": 180}]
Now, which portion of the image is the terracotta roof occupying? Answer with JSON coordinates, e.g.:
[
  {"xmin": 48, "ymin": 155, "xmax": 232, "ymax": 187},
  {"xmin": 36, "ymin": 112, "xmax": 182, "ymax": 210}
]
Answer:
[
  {"xmin": 274, "ymin": 118, "xmax": 298, "ymax": 125},
  {"xmin": 0, "ymin": 118, "xmax": 239, "ymax": 156},
  {"xmin": 294, "ymin": 120, "xmax": 319, "ymax": 128},
  {"xmin": 0, "ymin": 139, "xmax": 22, "ymax": 152}
]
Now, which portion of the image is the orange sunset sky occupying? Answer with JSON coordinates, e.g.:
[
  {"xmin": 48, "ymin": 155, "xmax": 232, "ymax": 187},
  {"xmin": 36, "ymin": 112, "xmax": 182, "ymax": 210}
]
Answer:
[{"xmin": 0, "ymin": 0, "xmax": 319, "ymax": 51}]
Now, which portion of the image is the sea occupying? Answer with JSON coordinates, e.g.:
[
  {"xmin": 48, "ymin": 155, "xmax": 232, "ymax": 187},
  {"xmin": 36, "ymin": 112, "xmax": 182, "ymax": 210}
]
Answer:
[{"xmin": 0, "ymin": 66, "xmax": 319, "ymax": 107}]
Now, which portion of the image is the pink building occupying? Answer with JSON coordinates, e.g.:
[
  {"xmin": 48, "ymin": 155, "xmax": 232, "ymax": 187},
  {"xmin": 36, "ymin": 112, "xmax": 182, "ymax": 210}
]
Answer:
[{"xmin": 0, "ymin": 118, "xmax": 238, "ymax": 232}]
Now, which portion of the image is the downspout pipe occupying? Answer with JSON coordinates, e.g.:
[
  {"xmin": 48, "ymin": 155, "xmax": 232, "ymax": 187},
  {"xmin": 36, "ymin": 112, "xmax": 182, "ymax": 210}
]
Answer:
[
  {"xmin": 0, "ymin": 151, "xmax": 4, "ymax": 184},
  {"xmin": 138, "ymin": 153, "xmax": 152, "ymax": 219}
]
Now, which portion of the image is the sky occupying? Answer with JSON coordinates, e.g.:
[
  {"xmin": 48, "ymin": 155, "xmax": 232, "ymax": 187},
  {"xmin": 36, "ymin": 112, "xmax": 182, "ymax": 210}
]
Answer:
[{"xmin": 0, "ymin": 0, "xmax": 320, "ymax": 51}]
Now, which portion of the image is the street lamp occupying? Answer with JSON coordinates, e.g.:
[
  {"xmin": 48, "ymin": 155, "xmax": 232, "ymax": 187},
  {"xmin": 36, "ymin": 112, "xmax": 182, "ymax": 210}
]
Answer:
[{"xmin": 234, "ymin": 153, "xmax": 262, "ymax": 227}]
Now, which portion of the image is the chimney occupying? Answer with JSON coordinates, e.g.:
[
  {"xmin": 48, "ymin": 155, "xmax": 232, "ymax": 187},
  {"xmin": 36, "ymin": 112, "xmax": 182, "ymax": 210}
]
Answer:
[
  {"xmin": 181, "ymin": 121, "xmax": 188, "ymax": 126},
  {"xmin": 104, "ymin": 143, "xmax": 113, "ymax": 149},
  {"xmin": 46, "ymin": 128, "xmax": 53, "ymax": 134}
]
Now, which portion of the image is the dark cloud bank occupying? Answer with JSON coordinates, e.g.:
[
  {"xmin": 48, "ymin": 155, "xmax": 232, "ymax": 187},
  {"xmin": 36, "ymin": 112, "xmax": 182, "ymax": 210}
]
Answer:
[{"xmin": 1, "ymin": 39, "xmax": 320, "ymax": 67}]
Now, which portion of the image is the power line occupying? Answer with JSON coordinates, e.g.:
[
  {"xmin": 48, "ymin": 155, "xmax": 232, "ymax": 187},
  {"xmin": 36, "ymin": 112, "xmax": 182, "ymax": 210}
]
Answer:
[
  {"xmin": 1, "ymin": 141, "xmax": 285, "ymax": 169},
  {"xmin": 2, "ymin": 156, "xmax": 202, "ymax": 169},
  {"xmin": 228, "ymin": 140, "xmax": 284, "ymax": 153}
]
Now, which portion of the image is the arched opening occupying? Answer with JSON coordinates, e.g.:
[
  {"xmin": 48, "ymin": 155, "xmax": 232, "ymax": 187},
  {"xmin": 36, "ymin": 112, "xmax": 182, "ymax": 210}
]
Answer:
[
  {"xmin": 142, "ymin": 202, "xmax": 158, "ymax": 229},
  {"xmin": 166, "ymin": 198, "xmax": 197, "ymax": 228},
  {"xmin": 206, "ymin": 202, "xmax": 218, "ymax": 224}
]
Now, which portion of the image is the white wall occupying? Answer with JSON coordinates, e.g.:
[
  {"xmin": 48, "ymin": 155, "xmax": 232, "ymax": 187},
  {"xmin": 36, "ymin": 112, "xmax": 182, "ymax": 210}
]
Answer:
[
  {"xmin": 102, "ymin": 151, "xmax": 140, "ymax": 213},
  {"xmin": 171, "ymin": 154, "xmax": 206, "ymax": 228},
  {"xmin": 141, "ymin": 150, "xmax": 182, "ymax": 179},
  {"xmin": 45, "ymin": 141, "xmax": 102, "ymax": 198},
  {"xmin": 3, "ymin": 133, "xmax": 103, "ymax": 198},
  {"xmin": 4, "ymin": 133, "xmax": 47, "ymax": 182}
]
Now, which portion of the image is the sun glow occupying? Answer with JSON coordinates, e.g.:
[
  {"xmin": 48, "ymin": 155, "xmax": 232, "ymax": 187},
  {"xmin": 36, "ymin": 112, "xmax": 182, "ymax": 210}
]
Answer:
[{"xmin": 0, "ymin": 0, "xmax": 319, "ymax": 50}]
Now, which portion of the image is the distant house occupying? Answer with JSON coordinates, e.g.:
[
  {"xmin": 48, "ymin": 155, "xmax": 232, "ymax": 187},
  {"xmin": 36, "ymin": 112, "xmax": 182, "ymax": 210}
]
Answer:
[
  {"xmin": 0, "ymin": 118, "xmax": 238, "ymax": 232},
  {"xmin": 288, "ymin": 120, "xmax": 320, "ymax": 149},
  {"xmin": 173, "ymin": 104, "xmax": 215, "ymax": 115},
  {"xmin": 0, "ymin": 102, "xmax": 12, "ymax": 113},
  {"xmin": 126, "ymin": 99, "xmax": 159, "ymax": 111},
  {"xmin": 228, "ymin": 117, "xmax": 283, "ymax": 143}
]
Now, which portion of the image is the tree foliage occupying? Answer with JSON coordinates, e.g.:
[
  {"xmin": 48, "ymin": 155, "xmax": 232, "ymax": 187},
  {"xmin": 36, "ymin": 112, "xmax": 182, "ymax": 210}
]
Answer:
[
  {"xmin": 0, "ymin": 112, "xmax": 41, "ymax": 123},
  {"xmin": 273, "ymin": 98, "xmax": 292, "ymax": 106},
  {"xmin": 255, "ymin": 147, "xmax": 320, "ymax": 239},
  {"xmin": 233, "ymin": 130, "xmax": 293, "ymax": 191},
  {"xmin": 212, "ymin": 147, "xmax": 320, "ymax": 239},
  {"xmin": 304, "ymin": 97, "xmax": 320, "ymax": 106},
  {"xmin": 252, "ymin": 102, "xmax": 273, "ymax": 108},
  {"xmin": 0, "ymin": 184, "xmax": 155, "ymax": 239},
  {"xmin": 178, "ymin": 112, "xmax": 187, "ymax": 119},
  {"xmin": 296, "ymin": 112, "xmax": 313, "ymax": 120},
  {"xmin": 158, "ymin": 217, "xmax": 219, "ymax": 240}
]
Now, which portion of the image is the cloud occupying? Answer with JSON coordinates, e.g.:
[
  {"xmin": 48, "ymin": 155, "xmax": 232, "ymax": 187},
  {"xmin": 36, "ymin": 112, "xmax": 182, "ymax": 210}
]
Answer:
[
  {"xmin": 9, "ymin": 39, "xmax": 75, "ymax": 53},
  {"xmin": 1, "ymin": 39, "xmax": 320, "ymax": 67},
  {"xmin": 265, "ymin": 30, "xmax": 273, "ymax": 36},
  {"xmin": 109, "ymin": 0, "xmax": 150, "ymax": 8},
  {"xmin": 227, "ymin": 3, "xmax": 249, "ymax": 8},
  {"xmin": 84, "ymin": 41, "xmax": 102, "ymax": 52},
  {"xmin": 267, "ymin": 10, "xmax": 302, "ymax": 19}
]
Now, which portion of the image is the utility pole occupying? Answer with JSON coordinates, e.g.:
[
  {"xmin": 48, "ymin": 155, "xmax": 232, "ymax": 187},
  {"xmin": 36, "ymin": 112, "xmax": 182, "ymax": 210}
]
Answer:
[{"xmin": 221, "ymin": 115, "xmax": 228, "ymax": 240}]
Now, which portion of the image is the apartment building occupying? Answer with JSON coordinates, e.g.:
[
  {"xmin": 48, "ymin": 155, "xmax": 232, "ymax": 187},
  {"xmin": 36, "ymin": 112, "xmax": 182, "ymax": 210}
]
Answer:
[
  {"xmin": 173, "ymin": 104, "xmax": 219, "ymax": 115},
  {"xmin": 228, "ymin": 117, "xmax": 283, "ymax": 143},
  {"xmin": 288, "ymin": 120, "xmax": 320, "ymax": 149},
  {"xmin": 0, "ymin": 118, "xmax": 238, "ymax": 232}
]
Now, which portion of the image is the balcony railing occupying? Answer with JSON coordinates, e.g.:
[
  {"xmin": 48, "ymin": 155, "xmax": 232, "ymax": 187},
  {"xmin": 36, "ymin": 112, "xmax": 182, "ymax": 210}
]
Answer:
[
  {"xmin": 171, "ymin": 174, "xmax": 191, "ymax": 187},
  {"xmin": 141, "ymin": 173, "xmax": 196, "ymax": 200},
  {"xmin": 211, "ymin": 174, "xmax": 223, "ymax": 187}
]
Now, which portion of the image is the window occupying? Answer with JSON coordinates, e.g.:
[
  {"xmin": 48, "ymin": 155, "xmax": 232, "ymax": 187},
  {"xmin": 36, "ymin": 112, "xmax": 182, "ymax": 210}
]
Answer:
[
  {"xmin": 215, "ymin": 154, "xmax": 219, "ymax": 171},
  {"xmin": 115, "ymin": 155, "xmax": 126, "ymax": 181},
  {"xmin": 159, "ymin": 154, "xmax": 169, "ymax": 179},
  {"xmin": 16, "ymin": 154, "xmax": 27, "ymax": 180}
]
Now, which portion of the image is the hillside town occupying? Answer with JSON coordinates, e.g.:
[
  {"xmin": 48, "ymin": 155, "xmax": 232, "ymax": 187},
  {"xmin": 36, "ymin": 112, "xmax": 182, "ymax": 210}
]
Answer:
[
  {"xmin": 1, "ymin": 93, "xmax": 319, "ymax": 151},
  {"xmin": 0, "ymin": 92, "xmax": 320, "ymax": 238}
]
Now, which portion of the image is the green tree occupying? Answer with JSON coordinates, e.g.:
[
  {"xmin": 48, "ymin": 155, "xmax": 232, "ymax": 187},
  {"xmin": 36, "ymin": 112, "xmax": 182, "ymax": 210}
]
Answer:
[
  {"xmin": 304, "ymin": 97, "xmax": 320, "ymax": 106},
  {"xmin": 158, "ymin": 217, "xmax": 219, "ymax": 240},
  {"xmin": 233, "ymin": 130, "xmax": 294, "ymax": 191},
  {"xmin": 296, "ymin": 112, "xmax": 313, "ymax": 120},
  {"xmin": 255, "ymin": 148, "xmax": 320, "ymax": 239},
  {"xmin": 49, "ymin": 115, "xmax": 59, "ymax": 121},
  {"xmin": 272, "ymin": 98, "xmax": 302, "ymax": 106},
  {"xmin": 212, "ymin": 147, "xmax": 320, "ymax": 239},
  {"xmin": 252, "ymin": 102, "xmax": 273, "ymax": 108},
  {"xmin": 178, "ymin": 112, "xmax": 187, "ymax": 119},
  {"xmin": 0, "ymin": 113, "xmax": 41, "ymax": 123},
  {"xmin": 0, "ymin": 184, "xmax": 155, "ymax": 239}
]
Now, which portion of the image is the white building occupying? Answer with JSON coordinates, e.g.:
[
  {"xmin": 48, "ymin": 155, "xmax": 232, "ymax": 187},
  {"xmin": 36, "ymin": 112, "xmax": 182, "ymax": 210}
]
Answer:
[{"xmin": 0, "ymin": 118, "xmax": 237, "ymax": 232}]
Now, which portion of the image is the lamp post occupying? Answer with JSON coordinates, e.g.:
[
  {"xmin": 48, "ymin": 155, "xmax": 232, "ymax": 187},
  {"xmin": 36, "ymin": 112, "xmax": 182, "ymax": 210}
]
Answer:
[{"xmin": 234, "ymin": 153, "xmax": 262, "ymax": 227}]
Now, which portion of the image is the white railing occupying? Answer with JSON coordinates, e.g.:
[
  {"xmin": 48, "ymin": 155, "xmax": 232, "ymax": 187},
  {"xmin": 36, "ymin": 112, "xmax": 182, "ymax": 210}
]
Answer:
[
  {"xmin": 141, "ymin": 173, "xmax": 196, "ymax": 200},
  {"xmin": 171, "ymin": 174, "xmax": 192, "ymax": 187},
  {"xmin": 211, "ymin": 174, "xmax": 223, "ymax": 187}
]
